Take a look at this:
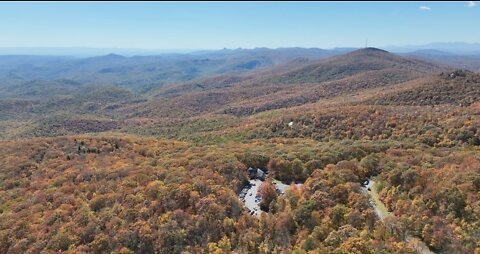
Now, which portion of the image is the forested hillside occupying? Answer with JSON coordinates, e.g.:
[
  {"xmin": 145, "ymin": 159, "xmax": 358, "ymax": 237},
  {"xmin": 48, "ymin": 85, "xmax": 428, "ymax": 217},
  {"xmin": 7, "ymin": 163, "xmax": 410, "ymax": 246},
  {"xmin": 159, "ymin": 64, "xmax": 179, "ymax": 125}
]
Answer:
[{"xmin": 0, "ymin": 47, "xmax": 479, "ymax": 253}]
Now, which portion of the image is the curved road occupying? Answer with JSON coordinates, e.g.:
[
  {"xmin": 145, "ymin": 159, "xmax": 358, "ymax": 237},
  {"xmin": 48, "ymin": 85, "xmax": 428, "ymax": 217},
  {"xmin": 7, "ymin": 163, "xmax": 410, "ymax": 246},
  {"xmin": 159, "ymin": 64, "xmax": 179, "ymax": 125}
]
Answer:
[{"xmin": 365, "ymin": 180, "xmax": 434, "ymax": 254}]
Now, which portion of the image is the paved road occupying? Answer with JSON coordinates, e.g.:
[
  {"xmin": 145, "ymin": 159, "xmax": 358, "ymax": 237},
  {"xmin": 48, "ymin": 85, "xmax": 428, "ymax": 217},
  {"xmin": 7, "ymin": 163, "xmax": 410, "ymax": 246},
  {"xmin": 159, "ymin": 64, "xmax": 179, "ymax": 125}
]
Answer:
[
  {"xmin": 365, "ymin": 180, "xmax": 434, "ymax": 254},
  {"xmin": 244, "ymin": 179, "xmax": 262, "ymax": 216},
  {"xmin": 241, "ymin": 179, "xmax": 303, "ymax": 216}
]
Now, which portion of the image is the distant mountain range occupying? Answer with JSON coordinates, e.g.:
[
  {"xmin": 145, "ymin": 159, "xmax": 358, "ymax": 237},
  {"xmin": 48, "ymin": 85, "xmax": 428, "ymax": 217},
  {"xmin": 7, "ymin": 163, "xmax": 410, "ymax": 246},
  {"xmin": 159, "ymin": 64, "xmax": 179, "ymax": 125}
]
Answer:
[
  {"xmin": 0, "ymin": 47, "xmax": 452, "ymax": 133},
  {"xmin": 0, "ymin": 47, "xmax": 194, "ymax": 57},
  {"xmin": 2, "ymin": 45, "xmax": 480, "ymax": 141},
  {"xmin": 1, "ymin": 42, "xmax": 479, "ymax": 57},
  {"xmin": 0, "ymin": 48, "xmax": 354, "ymax": 93},
  {"xmin": 385, "ymin": 42, "xmax": 480, "ymax": 55}
]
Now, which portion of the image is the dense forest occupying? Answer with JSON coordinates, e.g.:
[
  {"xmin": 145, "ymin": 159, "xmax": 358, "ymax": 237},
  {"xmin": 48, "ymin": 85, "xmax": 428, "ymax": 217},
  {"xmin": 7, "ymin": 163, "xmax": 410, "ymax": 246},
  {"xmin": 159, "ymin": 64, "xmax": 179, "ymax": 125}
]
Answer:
[
  {"xmin": 1, "ymin": 136, "xmax": 478, "ymax": 253},
  {"xmin": 0, "ymin": 47, "xmax": 479, "ymax": 253}
]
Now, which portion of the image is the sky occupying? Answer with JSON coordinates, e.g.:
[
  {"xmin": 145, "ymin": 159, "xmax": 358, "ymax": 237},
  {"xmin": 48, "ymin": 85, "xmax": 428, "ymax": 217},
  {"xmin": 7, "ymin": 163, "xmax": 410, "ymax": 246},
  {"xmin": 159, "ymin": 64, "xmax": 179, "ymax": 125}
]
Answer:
[{"xmin": 0, "ymin": 1, "xmax": 479, "ymax": 50}]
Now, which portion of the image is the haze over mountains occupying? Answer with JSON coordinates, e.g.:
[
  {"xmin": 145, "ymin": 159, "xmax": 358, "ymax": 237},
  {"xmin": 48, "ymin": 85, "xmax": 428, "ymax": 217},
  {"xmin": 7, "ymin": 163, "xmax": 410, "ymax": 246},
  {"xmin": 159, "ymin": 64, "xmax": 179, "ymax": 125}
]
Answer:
[
  {"xmin": 0, "ymin": 47, "xmax": 352, "ymax": 93},
  {"xmin": 1, "ymin": 45, "xmax": 479, "ymax": 141},
  {"xmin": 1, "ymin": 44, "xmax": 478, "ymax": 95},
  {"xmin": 2, "ymin": 42, "xmax": 480, "ymax": 56},
  {"xmin": 1, "ymin": 43, "xmax": 480, "ymax": 254},
  {"xmin": 385, "ymin": 42, "xmax": 480, "ymax": 55}
]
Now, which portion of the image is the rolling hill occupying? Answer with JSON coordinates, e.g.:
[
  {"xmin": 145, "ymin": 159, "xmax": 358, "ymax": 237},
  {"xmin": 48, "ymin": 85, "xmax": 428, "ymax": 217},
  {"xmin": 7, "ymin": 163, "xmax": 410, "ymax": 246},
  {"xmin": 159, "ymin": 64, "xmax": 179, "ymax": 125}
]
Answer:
[
  {"xmin": 145, "ymin": 48, "xmax": 447, "ymax": 117},
  {"xmin": 262, "ymin": 47, "xmax": 442, "ymax": 84},
  {"xmin": 367, "ymin": 70, "xmax": 480, "ymax": 106},
  {"xmin": 0, "ymin": 47, "xmax": 454, "ymax": 139}
]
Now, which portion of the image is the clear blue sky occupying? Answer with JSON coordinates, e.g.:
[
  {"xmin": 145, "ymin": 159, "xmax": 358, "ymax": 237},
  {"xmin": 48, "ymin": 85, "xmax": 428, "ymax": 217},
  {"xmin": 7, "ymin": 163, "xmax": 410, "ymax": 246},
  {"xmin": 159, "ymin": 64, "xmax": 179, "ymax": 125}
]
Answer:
[{"xmin": 0, "ymin": 1, "xmax": 478, "ymax": 49}]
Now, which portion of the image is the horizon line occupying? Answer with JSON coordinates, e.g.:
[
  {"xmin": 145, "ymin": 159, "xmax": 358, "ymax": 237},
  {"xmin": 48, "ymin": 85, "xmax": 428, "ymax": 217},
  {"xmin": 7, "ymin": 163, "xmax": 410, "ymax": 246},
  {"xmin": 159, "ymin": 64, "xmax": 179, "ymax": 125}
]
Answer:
[{"xmin": 0, "ymin": 41, "xmax": 479, "ymax": 51}]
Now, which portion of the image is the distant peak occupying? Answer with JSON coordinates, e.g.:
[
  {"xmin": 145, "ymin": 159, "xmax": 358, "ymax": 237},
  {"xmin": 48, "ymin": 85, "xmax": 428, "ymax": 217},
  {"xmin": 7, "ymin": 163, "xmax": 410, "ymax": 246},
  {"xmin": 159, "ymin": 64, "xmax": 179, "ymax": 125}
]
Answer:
[
  {"xmin": 358, "ymin": 47, "xmax": 389, "ymax": 53},
  {"xmin": 345, "ymin": 47, "xmax": 391, "ymax": 57},
  {"xmin": 103, "ymin": 53, "xmax": 125, "ymax": 58}
]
